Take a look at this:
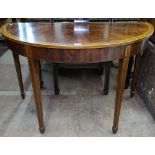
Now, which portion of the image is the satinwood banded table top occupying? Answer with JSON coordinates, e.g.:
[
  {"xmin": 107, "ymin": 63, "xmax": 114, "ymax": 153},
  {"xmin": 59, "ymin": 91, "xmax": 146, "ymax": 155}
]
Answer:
[
  {"xmin": 1, "ymin": 22, "xmax": 154, "ymax": 49},
  {"xmin": 0, "ymin": 21, "xmax": 154, "ymax": 134}
]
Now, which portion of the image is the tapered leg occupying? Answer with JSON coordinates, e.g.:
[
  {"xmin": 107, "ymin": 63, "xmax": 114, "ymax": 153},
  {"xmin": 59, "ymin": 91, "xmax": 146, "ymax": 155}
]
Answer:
[
  {"xmin": 112, "ymin": 57, "xmax": 129, "ymax": 134},
  {"xmin": 103, "ymin": 62, "xmax": 111, "ymax": 95},
  {"xmin": 124, "ymin": 56, "xmax": 134, "ymax": 89},
  {"xmin": 53, "ymin": 63, "xmax": 60, "ymax": 95},
  {"xmin": 38, "ymin": 61, "xmax": 44, "ymax": 89},
  {"xmin": 28, "ymin": 58, "xmax": 45, "ymax": 134},
  {"xmin": 130, "ymin": 54, "xmax": 141, "ymax": 97},
  {"xmin": 12, "ymin": 53, "xmax": 25, "ymax": 99}
]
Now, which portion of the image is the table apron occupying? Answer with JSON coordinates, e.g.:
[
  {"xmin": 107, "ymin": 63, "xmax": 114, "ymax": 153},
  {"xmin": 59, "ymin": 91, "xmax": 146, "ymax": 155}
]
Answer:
[{"xmin": 6, "ymin": 40, "xmax": 143, "ymax": 63}]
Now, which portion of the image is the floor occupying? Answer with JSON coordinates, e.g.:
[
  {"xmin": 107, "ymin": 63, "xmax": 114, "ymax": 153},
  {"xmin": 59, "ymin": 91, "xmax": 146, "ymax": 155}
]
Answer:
[{"xmin": 0, "ymin": 46, "xmax": 155, "ymax": 136}]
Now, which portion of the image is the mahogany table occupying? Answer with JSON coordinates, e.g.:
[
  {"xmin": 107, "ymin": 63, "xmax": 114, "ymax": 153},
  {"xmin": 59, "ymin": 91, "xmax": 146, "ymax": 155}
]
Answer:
[{"xmin": 1, "ymin": 22, "xmax": 153, "ymax": 134}]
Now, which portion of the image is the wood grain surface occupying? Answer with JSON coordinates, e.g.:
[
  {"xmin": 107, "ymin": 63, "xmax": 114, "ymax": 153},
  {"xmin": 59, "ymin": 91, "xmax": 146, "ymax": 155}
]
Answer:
[{"xmin": 1, "ymin": 22, "xmax": 154, "ymax": 49}]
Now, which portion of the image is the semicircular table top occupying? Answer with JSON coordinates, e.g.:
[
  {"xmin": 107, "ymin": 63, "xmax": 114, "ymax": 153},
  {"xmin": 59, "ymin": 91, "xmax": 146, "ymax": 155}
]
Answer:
[
  {"xmin": 1, "ymin": 22, "xmax": 154, "ymax": 49},
  {"xmin": 0, "ymin": 21, "xmax": 154, "ymax": 135}
]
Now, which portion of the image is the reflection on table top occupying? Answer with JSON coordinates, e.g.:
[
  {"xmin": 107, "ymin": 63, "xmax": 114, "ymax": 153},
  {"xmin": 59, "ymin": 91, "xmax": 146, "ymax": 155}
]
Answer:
[{"xmin": 1, "ymin": 22, "xmax": 154, "ymax": 49}]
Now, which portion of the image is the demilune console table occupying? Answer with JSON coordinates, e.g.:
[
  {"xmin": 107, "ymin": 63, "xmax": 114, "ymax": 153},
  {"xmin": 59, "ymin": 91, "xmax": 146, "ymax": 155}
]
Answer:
[{"xmin": 0, "ymin": 21, "xmax": 153, "ymax": 134}]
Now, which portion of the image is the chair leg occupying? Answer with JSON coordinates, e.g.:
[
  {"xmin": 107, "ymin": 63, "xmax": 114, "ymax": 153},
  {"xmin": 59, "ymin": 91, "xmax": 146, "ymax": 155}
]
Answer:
[
  {"xmin": 53, "ymin": 63, "xmax": 60, "ymax": 95},
  {"xmin": 124, "ymin": 56, "xmax": 134, "ymax": 89},
  {"xmin": 38, "ymin": 61, "xmax": 44, "ymax": 89},
  {"xmin": 103, "ymin": 62, "xmax": 111, "ymax": 95}
]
